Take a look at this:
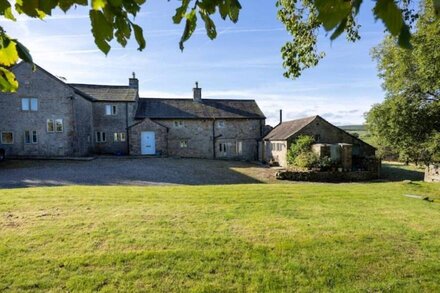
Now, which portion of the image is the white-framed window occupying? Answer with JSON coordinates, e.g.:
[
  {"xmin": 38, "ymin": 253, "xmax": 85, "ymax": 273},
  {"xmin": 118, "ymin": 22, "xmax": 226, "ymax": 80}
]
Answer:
[
  {"xmin": 271, "ymin": 143, "xmax": 283, "ymax": 151},
  {"xmin": 113, "ymin": 132, "xmax": 126, "ymax": 142},
  {"xmin": 21, "ymin": 98, "xmax": 38, "ymax": 111},
  {"xmin": 217, "ymin": 120, "xmax": 225, "ymax": 128},
  {"xmin": 55, "ymin": 119, "xmax": 63, "ymax": 132},
  {"xmin": 174, "ymin": 120, "xmax": 184, "ymax": 128},
  {"xmin": 96, "ymin": 131, "xmax": 106, "ymax": 143},
  {"xmin": 24, "ymin": 130, "xmax": 38, "ymax": 144},
  {"xmin": 47, "ymin": 119, "xmax": 55, "ymax": 132},
  {"xmin": 180, "ymin": 140, "xmax": 188, "ymax": 148},
  {"xmin": 105, "ymin": 105, "xmax": 117, "ymax": 115},
  {"xmin": 236, "ymin": 141, "xmax": 243, "ymax": 155},
  {"xmin": 1, "ymin": 132, "xmax": 14, "ymax": 144}
]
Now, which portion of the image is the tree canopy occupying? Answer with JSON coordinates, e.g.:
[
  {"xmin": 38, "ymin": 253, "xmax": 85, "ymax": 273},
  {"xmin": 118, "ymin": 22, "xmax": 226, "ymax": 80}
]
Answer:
[
  {"xmin": 0, "ymin": 0, "xmax": 439, "ymax": 92},
  {"xmin": 366, "ymin": 1, "xmax": 440, "ymax": 165}
]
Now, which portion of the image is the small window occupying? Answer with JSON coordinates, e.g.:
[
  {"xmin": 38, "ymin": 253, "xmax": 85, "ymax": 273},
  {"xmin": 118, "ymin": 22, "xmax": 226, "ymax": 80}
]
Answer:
[
  {"xmin": 174, "ymin": 120, "xmax": 184, "ymax": 128},
  {"xmin": 96, "ymin": 131, "xmax": 106, "ymax": 143},
  {"xmin": 21, "ymin": 98, "xmax": 29, "ymax": 111},
  {"xmin": 314, "ymin": 134, "xmax": 321, "ymax": 142},
  {"xmin": 105, "ymin": 105, "xmax": 117, "ymax": 115},
  {"xmin": 30, "ymin": 98, "xmax": 38, "ymax": 111},
  {"xmin": 55, "ymin": 119, "xmax": 63, "ymax": 132},
  {"xmin": 24, "ymin": 130, "xmax": 38, "ymax": 144},
  {"xmin": 1, "ymin": 132, "xmax": 14, "ymax": 144},
  {"xmin": 180, "ymin": 140, "xmax": 188, "ymax": 148},
  {"xmin": 47, "ymin": 119, "xmax": 55, "ymax": 132},
  {"xmin": 113, "ymin": 132, "xmax": 126, "ymax": 142},
  {"xmin": 21, "ymin": 98, "xmax": 38, "ymax": 111},
  {"xmin": 217, "ymin": 120, "xmax": 225, "ymax": 128}
]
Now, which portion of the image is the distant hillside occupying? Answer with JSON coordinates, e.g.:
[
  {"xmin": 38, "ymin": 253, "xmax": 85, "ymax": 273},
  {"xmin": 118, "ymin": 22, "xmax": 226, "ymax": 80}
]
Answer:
[{"xmin": 339, "ymin": 125, "xmax": 366, "ymax": 131}]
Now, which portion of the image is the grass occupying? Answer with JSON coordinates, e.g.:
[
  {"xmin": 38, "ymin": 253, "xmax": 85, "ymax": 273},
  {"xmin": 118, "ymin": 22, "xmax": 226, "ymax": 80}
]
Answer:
[{"xmin": 1, "ymin": 183, "xmax": 440, "ymax": 292}]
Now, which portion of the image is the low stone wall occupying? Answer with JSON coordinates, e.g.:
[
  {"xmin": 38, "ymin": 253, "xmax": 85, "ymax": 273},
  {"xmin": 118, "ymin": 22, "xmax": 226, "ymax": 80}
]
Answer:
[
  {"xmin": 276, "ymin": 170, "xmax": 379, "ymax": 182},
  {"xmin": 425, "ymin": 165, "xmax": 440, "ymax": 182}
]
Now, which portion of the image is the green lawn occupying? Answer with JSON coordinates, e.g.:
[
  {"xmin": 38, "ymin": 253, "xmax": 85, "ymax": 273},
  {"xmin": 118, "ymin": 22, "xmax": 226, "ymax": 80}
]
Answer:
[{"xmin": 1, "ymin": 183, "xmax": 440, "ymax": 292}]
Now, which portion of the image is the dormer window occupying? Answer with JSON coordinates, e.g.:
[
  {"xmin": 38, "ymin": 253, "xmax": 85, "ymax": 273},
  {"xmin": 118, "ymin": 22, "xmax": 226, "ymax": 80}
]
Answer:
[
  {"xmin": 105, "ymin": 105, "xmax": 117, "ymax": 115},
  {"xmin": 174, "ymin": 120, "xmax": 184, "ymax": 128}
]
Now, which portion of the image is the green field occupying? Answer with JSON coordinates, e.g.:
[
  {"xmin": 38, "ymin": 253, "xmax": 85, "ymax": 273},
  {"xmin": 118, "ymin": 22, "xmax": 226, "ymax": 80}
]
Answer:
[{"xmin": 1, "ymin": 183, "xmax": 440, "ymax": 292}]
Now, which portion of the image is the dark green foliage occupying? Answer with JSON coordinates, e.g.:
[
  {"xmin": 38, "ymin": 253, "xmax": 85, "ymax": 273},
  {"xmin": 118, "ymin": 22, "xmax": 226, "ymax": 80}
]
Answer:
[{"xmin": 367, "ymin": 1, "xmax": 440, "ymax": 165}]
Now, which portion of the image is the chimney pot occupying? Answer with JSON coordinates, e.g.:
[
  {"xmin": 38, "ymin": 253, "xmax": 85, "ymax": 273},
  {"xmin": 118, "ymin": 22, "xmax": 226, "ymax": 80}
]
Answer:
[
  {"xmin": 193, "ymin": 82, "xmax": 202, "ymax": 102},
  {"xmin": 129, "ymin": 72, "xmax": 139, "ymax": 89}
]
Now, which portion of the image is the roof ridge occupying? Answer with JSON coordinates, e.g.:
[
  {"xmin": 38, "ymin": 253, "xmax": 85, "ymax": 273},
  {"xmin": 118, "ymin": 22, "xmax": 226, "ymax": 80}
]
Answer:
[
  {"xmin": 69, "ymin": 83, "xmax": 132, "ymax": 89},
  {"xmin": 138, "ymin": 97, "xmax": 257, "ymax": 102}
]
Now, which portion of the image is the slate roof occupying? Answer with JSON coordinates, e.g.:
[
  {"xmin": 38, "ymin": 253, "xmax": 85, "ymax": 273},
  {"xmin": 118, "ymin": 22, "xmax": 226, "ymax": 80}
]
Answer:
[
  {"xmin": 263, "ymin": 116, "xmax": 318, "ymax": 140},
  {"xmin": 135, "ymin": 98, "xmax": 266, "ymax": 119},
  {"xmin": 69, "ymin": 84, "xmax": 138, "ymax": 102}
]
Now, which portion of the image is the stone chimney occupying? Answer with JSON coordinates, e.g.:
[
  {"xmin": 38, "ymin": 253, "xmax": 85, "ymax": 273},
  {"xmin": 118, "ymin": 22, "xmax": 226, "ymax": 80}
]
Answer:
[
  {"xmin": 129, "ymin": 72, "xmax": 138, "ymax": 89},
  {"xmin": 193, "ymin": 82, "xmax": 202, "ymax": 102}
]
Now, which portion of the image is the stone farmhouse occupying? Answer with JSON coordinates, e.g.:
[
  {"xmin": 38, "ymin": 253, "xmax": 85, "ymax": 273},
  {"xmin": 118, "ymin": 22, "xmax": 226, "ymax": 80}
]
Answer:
[
  {"xmin": 262, "ymin": 115, "xmax": 377, "ymax": 169},
  {"xmin": 0, "ymin": 63, "xmax": 266, "ymax": 160}
]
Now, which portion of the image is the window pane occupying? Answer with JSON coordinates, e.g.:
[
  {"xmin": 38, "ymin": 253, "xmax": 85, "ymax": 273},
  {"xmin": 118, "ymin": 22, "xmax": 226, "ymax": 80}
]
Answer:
[
  {"xmin": 114, "ymin": 133, "xmax": 119, "ymax": 142},
  {"xmin": 105, "ymin": 105, "xmax": 111, "ymax": 115},
  {"xmin": 24, "ymin": 131, "xmax": 30, "ymax": 144},
  {"xmin": 112, "ymin": 106, "xmax": 117, "ymax": 115},
  {"xmin": 32, "ymin": 131, "xmax": 38, "ymax": 143},
  {"xmin": 96, "ymin": 132, "xmax": 101, "ymax": 142},
  {"xmin": 47, "ymin": 119, "xmax": 54, "ymax": 132},
  {"xmin": 21, "ymin": 98, "xmax": 29, "ymax": 111},
  {"xmin": 120, "ymin": 133, "xmax": 126, "ymax": 142},
  {"xmin": 1, "ymin": 132, "xmax": 13, "ymax": 144},
  {"xmin": 30, "ymin": 98, "xmax": 38, "ymax": 111},
  {"xmin": 102, "ymin": 132, "xmax": 106, "ymax": 142},
  {"xmin": 55, "ymin": 119, "xmax": 63, "ymax": 132}
]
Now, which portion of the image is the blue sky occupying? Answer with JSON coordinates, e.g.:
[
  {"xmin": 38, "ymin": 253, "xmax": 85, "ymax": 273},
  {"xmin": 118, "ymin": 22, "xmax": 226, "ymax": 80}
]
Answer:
[{"xmin": 2, "ymin": 0, "xmax": 389, "ymax": 126}]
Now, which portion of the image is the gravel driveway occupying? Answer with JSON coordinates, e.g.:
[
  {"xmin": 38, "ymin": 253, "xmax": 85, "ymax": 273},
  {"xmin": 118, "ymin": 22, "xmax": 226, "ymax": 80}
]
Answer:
[{"xmin": 0, "ymin": 157, "xmax": 275, "ymax": 188}]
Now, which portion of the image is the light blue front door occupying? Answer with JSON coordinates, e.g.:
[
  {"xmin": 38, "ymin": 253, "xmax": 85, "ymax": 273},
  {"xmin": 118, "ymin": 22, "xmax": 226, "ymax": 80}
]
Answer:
[{"xmin": 141, "ymin": 131, "xmax": 155, "ymax": 155}]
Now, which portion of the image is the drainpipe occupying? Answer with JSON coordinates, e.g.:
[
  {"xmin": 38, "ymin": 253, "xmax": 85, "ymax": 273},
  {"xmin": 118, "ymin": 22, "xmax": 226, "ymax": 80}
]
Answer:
[
  {"xmin": 125, "ymin": 102, "xmax": 129, "ymax": 155},
  {"xmin": 212, "ymin": 119, "xmax": 216, "ymax": 159}
]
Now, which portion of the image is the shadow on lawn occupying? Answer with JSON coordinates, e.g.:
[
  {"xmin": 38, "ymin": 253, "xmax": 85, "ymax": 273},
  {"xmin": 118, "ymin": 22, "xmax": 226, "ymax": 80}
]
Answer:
[
  {"xmin": 0, "ymin": 157, "xmax": 266, "ymax": 189},
  {"xmin": 380, "ymin": 162, "xmax": 425, "ymax": 182}
]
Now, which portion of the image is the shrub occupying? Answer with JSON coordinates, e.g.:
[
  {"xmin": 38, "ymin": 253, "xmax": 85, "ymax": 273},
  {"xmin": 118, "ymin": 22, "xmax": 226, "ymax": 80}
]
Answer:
[{"xmin": 287, "ymin": 135, "xmax": 318, "ymax": 170}]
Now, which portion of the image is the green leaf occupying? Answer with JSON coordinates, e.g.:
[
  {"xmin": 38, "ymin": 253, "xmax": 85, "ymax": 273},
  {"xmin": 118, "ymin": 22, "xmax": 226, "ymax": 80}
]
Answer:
[
  {"xmin": 173, "ymin": 0, "xmax": 190, "ymax": 24},
  {"xmin": 228, "ymin": 0, "xmax": 241, "ymax": 23},
  {"xmin": 373, "ymin": 0, "xmax": 404, "ymax": 36},
  {"xmin": 330, "ymin": 18, "xmax": 348, "ymax": 41},
  {"xmin": 0, "ymin": 67, "xmax": 18, "ymax": 92},
  {"xmin": 131, "ymin": 23, "xmax": 146, "ymax": 51},
  {"xmin": 90, "ymin": 10, "xmax": 113, "ymax": 54},
  {"xmin": 218, "ymin": 0, "xmax": 229, "ymax": 19},
  {"xmin": 200, "ymin": 11, "xmax": 217, "ymax": 39},
  {"xmin": 0, "ymin": 0, "xmax": 16, "ymax": 20},
  {"xmin": 14, "ymin": 39, "xmax": 34, "ymax": 66},
  {"xmin": 179, "ymin": 9, "xmax": 197, "ymax": 51},
  {"xmin": 0, "ymin": 36, "xmax": 19, "ymax": 67},
  {"xmin": 92, "ymin": 0, "xmax": 107, "ymax": 10},
  {"xmin": 315, "ymin": 0, "xmax": 352, "ymax": 31}
]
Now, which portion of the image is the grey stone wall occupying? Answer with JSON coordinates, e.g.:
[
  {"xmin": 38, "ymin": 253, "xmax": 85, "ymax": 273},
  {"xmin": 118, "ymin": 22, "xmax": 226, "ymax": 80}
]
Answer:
[
  {"xmin": 129, "ymin": 118, "xmax": 168, "ymax": 155},
  {"xmin": 92, "ymin": 101, "xmax": 136, "ymax": 155},
  {"xmin": 425, "ymin": 165, "xmax": 440, "ymax": 182},
  {"xmin": 0, "ymin": 63, "xmax": 92, "ymax": 157},
  {"xmin": 262, "ymin": 140, "xmax": 288, "ymax": 167},
  {"xmin": 154, "ymin": 118, "xmax": 263, "ymax": 160},
  {"xmin": 72, "ymin": 93, "xmax": 94, "ymax": 156},
  {"xmin": 128, "ymin": 118, "xmax": 264, "ymax": 160}
]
